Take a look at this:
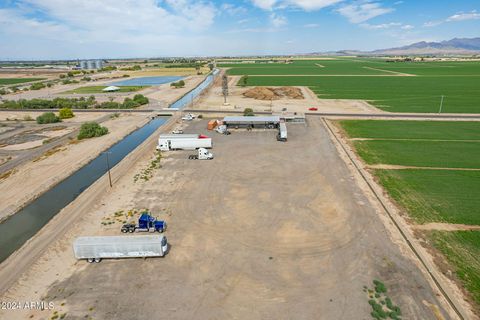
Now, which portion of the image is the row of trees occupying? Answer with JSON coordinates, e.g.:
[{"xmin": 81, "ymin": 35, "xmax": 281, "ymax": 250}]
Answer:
[
  {"xmin": 0, "ymin": 96, "xmax": 97, "ymax": 109},
  {"xmin": 0, "ymin": 94, "xmax": 148, "ymax": 110}
]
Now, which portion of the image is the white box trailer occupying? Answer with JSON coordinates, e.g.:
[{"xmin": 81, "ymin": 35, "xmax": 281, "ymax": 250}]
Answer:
[
  {"xmin": 73, "ymin": 235, "xmax": 168, "ymax": 263},
  {"xmin": 157, "ymin": 135, "xmax": 212, "ymax": 151}
]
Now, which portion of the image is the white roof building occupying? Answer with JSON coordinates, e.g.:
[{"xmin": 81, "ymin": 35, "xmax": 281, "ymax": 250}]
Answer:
[{"xmin": 102, "ymin": 86, "xmax": 120, "ymax": 92}]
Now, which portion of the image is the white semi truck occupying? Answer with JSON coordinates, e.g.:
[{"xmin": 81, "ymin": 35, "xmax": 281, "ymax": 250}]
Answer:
[
  {"xmin": 277, "ymin": 122, "xmax": 287, "ymax": 142},
  {"xmin": 188, "ymin": 148, "xmax": 214, "ymax": 160},
  {"xmin": 156, "ymin": 134, "xmax": 212, "ymax": 151},
  {"xmin": 73, "ymin": 235, "xmax": 168, "ymax": 263}
]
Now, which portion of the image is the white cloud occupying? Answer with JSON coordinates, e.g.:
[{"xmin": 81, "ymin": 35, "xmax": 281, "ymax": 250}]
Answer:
[
  {"xmin": 424, "ymin": 10, "xmax": 480, "ymax": 27},
  {"xmin": 360, "ymin": 22, "xmax": 401, "ymax": 29},
  {"xmin": 221, "ymin": 3, "xmax": 247, "ymax": 15},
  {"xmin": 360, "ymin": 21, "xmax": 413, "ymax": 30},
  {"xmin": 337, "ymin": 1, "xmax": 393, "ymax": 24},
  {"xmin": 270, "ymin": 13, "xmax": 287, "ymax": 27},
  {"xmin": 401, "ymin": 24, "xmax": 413, "ymax": 30},
  {"xmin": 446, "ymin": 10, "xmax": 480, "ymax": 22},
  {"xmin": 251, "ymin": 0, "xmax": 343, "ymax": 11}
]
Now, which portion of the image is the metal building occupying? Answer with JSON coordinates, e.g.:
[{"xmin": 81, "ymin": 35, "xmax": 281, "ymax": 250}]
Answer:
[{"xmin": 223, "ymin": 116, "xmax": 280, "ymax": 129}]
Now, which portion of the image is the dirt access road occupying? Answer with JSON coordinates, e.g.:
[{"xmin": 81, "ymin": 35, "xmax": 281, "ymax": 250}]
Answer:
[{"xmin": 1, "ymin": 118, "xmax": 453, "ymax": 319}]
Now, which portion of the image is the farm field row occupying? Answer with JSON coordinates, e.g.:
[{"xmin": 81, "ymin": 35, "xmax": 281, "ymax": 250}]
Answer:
[
  {"xmin": 0, "ymin": 78, "xmax": 45, "ymax": 85},
  {"xmin": 429, "ymin": 230, "xmax": 480, "ymax": 310},
  {"xmin": 223, "ymin": 59, "xmax": 480, "ymax": 76},
  {"xmin": 225, "ymin": 59, "xmax": 480, "ymax": 113},
  {"xmin": 338, "ymin": 119, "xmax": 480, "ymax": 312},
  {"xmin": 339, "ymin": 119, "xmax": 480, "ymax": 224},
  {"xmin": 245, "ymin": 75, "xmax": 480, "ymax": 113}
]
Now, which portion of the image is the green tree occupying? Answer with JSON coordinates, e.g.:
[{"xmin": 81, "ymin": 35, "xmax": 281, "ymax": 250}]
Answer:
[
  {"xmin": 77, "ymin": 122, "xmax": 109, "ymax": 140},
  {"xmin": 36, "ymin": 112, "xmax": 61, "ymax": 124},
  {"xmin": 59, "ymin": 107, "xmax": 74, "ymax": 119},
  {"xmin": 243, "ymin": 108, "xmax": 254, "ymax": 116},
  {"xmin": 133, "ymin": 94, "xmax": 149, "ymax": 105},
  {"xmin": 122, "ymin": 98, "xmax": 140, "ymax": 108}
]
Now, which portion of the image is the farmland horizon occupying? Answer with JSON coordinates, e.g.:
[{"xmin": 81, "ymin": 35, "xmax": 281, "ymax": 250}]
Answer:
[{"xmin": 1, "ymin": 0, "xmax": 480, "ymax": 60}]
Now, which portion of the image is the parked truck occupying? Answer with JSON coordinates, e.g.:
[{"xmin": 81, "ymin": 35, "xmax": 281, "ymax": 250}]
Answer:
[
  {"xmin": 188, "ymin": 148, "xmax": 213, "ymax": 160},
  {"xmin": 157, "ymin": 134, "xmax": 212, "ymax": 151},
  {"xmin": 121, "ymin": 212, "xmax": 166, "ymax": 233},
  {"xmin": 277, "ymin": 122, "xmax": 287, "ymax": 142},
  {"xmin": 73, "ymin": 235, "xmax": 169, "ymax": 263}
]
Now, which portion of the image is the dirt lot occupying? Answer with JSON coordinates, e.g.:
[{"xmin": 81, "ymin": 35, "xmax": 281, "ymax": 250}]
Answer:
[
  {"xmin": 195, "ymin": 75, "xmax": 381, "ymax": 114},
  {"xmin": 0, "ymin": 118, "xmax": 451, "ymax": 320}
]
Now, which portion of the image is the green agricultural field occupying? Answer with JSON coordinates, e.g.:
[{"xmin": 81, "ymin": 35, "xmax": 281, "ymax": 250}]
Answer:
[
  {"xmin": 375, "ymin": 169, "xmax": 480, "ymax": 225},
  {"xmin": 429, "ymin": 231, "xmax": 480, "ymax": 310},
  {"xmin": 353, "ymin": 140, "xmax": 480, "ymax": 168},
  {"xmin": 221, "ymin": 59, "xmax": 390, "ymax": 75},
  {"xmin": 340, "ymin": 120, "xmax": 480, "ymax": 140},
  {"xmin": 62, "ymin": 85, "xmax": 148, "ymax": 94},
  {"xmin": 339, "ymin": 120, "xmax": 480, "ymax": 224},
  {"xmin": 0, "ymin": 78, "xmax": 45, "ymax": 85},
  {"xmin": 228, "ymin": 58, "xmax": 480, "ymax": 113},
  {"xmin": 339, "ymin": 119, "xmax": 480, "ymax": 311}
]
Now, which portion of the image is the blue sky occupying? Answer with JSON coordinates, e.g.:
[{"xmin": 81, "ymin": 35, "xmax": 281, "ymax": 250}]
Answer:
[{"xmin": 0, "ymin": 0, "xmax": 479, "ymax": 60}]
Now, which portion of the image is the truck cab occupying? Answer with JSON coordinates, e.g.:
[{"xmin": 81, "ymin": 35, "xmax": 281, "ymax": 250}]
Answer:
[
  {"xmin": 138, "ymin": 213, "xmax": 166, "ymax": 232},
  {"xmin": 121, "ymin": 213, "xmax": 167, "ymax": 233}
]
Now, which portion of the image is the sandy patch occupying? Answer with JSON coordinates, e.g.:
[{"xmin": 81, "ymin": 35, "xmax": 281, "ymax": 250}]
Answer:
[
  {"xmin": 243, "ymin": 87, "xmax": 303, "ymax": 100},
  {"xmin": 367, "ymin": 164, "xmax": 480, "ymax": 171},
  {"xmin": 414, "ymin": 223, "xmax": 480, "ymax": 231}
]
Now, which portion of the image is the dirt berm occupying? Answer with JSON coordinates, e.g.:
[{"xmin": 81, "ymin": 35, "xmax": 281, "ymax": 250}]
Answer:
[{"xmin": 243, "ymin": 86, "xmax": 304, "ymax": 100}]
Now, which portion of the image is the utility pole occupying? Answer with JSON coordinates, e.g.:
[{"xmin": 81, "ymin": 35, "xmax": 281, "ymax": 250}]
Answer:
[
  {"xmin": 438, "ymin": 95, "xmax": 444, "ymax": 114},
  {"xmin": 222, "ymin": 74, "xmax": 228, "ymax": 104},
  {"xmin": 103, "ymin": 151, "xmax": 113, "ymax": 188}
]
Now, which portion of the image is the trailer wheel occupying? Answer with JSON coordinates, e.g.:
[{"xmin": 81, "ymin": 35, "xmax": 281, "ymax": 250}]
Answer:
[
  {"xmin": 87, "ymin": 258, "xmax": 94, "ymax": 263},
  {"xmin": 94, "ymin": 258, "xmax": 101, "ymax": 263},
  {"xmin": 121, "ymin": 229, "xmax": 127, "ymax": 233},
  {"xmin": 129, "ymin": 228, "xmax": 135, "ymax": 233}
]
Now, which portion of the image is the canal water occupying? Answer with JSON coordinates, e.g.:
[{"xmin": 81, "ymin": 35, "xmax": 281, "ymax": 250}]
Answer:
[
  {"xmin": 0, "ymin": 69, "xmax": 219, "ymax": 263},
  {"xmin": 0, "ymin": 117, "xmax": 168, "ymax": 262},
  {"xmin": 110, "ymin": 76, "xmax": 183, "ymax": 86},
  {"xmin": 169, "ymin": 69, "xmax": 219, "ymax": 109}
]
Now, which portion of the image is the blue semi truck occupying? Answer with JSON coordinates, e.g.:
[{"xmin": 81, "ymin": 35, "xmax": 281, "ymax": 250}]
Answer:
[{"xmin": 121, "ymin": 212, "xmax": 166, "ymax": 233}]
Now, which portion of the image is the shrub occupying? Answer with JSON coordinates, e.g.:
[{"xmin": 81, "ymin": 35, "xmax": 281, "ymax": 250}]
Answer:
[
  {"xmin": 36, "ymin": 112, "xmax": 61, "ymax": 124},
  {"xmin": 243, "ymin": 107, "xmax": 254, "ymax": 116},
  {"xmin": 59, "ymin": 107, "xmax": 74, "ymax": 119},
  {"xmin": 238, "ymin": 75, "xmax": 248, "ymax": 86},
  {"xmin": 30, "ymin": 83, "xmax": 46, "ymax": 90},
  {"xmin": 98, "ymin": 101, "xmax": 122, "ymax": 109},
  {"xmin": 0, "ymin": 88, "xmax": 6, "ymax": 95},
  {"xmin": 133, "ymin": 94, "xmax": 149, "ymax": 105},
  {"xmin": 77, "ymin": 122, "xmax": 108, "ymax": 140},
  {"xmin": 170, "ymin": 80, "xmax": 185, "ymax": 88},
  {"xmin": 122, "ymin": 98, "xmax": 140, "ymax": 109}
]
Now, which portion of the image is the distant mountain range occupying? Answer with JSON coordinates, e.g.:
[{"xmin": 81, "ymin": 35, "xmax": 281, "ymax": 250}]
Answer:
[{"xmin": 310, "ymin": 37, "xmax": 480, "ymax": 56}]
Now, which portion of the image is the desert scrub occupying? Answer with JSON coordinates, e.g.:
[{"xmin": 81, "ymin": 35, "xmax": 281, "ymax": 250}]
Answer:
[
  {"xmin": 134, "ymin": 151, "xmax": 162, "ymax": 182},
  {"xmin": 101, "ymin": 208, "xmax": 139, "ymax": 226},
  {"xmin": 365, "ymin": 279, "xmax": 402, "ymax": 320}
]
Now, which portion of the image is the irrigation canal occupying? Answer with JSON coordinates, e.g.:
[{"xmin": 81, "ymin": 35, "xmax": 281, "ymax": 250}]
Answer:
[{"xmin": 0, "ymin": 70, "xmax": 218, "ymax": 263}]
